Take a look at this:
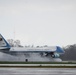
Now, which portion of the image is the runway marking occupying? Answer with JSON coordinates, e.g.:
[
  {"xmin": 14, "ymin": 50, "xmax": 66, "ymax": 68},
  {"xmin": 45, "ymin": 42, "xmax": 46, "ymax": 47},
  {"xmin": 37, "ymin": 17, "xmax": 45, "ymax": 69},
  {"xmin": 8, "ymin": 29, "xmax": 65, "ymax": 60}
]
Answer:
[
  {"xmin": 0, "ymin": 64, "xmax": 76, "ymax": 66},
  {"xmin": 0, "ymin": 68, "xmax": 76, "ymax": 75}
]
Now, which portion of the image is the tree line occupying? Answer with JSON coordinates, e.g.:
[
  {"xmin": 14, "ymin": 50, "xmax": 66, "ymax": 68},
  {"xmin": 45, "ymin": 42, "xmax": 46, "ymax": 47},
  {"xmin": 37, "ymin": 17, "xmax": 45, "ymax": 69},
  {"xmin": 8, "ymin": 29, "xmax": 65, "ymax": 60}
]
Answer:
[
  {"xmin": 60, "ymin": 44, "xmax": 76, "ymax": 61},
  {"xmin": 7, "ymin": 39, "xmax": 23, "ymax": 47}
]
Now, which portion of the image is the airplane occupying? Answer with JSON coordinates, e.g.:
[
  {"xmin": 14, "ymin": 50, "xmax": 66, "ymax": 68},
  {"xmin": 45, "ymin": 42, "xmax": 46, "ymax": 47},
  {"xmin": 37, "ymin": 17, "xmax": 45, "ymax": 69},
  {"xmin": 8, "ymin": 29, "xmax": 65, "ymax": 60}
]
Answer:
[{"xmin": 0, "ymin": 34, "xmax": 64, "ymax": 58}]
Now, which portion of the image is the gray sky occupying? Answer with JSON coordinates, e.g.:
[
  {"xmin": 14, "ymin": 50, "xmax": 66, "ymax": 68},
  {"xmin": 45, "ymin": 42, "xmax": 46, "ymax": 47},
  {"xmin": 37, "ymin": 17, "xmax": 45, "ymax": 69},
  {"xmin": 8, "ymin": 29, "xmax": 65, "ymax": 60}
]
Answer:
[{"xmin": 0, "ymin": 0, "xmax": 76, "ymax": 46}]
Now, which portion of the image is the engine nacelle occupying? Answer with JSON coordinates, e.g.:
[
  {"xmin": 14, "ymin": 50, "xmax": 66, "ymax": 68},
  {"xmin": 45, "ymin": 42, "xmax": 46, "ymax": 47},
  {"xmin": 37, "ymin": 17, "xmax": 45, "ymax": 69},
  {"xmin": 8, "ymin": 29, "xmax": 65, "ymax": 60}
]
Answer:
[
  {"xmin": 40, "ymin": 52, "xmax": 48, "ymax": 56},
  {"xmin": 51, "ymin": 53, "xmax": 60, "ymax": 58}
]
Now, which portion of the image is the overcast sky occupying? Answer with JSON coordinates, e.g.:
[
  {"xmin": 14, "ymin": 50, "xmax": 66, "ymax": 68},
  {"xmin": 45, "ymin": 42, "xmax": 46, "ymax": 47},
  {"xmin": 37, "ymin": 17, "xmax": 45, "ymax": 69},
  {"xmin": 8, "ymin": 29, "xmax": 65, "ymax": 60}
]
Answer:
[{"xmin": 0, "ymin": 0, "xmax": 76, "ymax": 46}]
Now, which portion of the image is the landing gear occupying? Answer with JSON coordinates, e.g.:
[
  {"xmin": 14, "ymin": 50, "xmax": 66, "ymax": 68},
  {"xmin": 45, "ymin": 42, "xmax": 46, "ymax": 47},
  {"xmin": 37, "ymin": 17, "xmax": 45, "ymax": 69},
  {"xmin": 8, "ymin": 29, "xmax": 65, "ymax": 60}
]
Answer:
[{"xmin": 25, "ymin": 59, "xmax": 28, "ymax": 62}]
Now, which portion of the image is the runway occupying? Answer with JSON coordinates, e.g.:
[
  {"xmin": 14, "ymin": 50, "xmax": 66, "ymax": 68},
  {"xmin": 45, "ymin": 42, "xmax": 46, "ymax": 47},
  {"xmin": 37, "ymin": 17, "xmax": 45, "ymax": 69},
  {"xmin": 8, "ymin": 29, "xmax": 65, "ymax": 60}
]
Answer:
[{"xmin": 0, "ymin": 68, "xmax": 76, "ymax": 75}]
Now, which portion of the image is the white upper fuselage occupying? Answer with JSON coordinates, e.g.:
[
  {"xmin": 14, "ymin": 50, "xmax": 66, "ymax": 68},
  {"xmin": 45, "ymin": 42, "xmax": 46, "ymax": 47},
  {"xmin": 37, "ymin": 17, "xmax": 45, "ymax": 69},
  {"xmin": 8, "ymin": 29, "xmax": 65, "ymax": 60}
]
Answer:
[{"xmin": 10, "ymin": 46, "xmax": 56, "ymax": 52}]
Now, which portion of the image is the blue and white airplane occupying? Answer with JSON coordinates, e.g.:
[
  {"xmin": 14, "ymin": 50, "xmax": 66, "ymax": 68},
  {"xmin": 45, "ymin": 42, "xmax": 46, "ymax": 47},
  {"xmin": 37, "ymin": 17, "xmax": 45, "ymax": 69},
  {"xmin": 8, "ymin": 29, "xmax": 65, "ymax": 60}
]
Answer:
[{"xmin": 0, "ymin": 34, "xmax": 64, "ymax": 58}]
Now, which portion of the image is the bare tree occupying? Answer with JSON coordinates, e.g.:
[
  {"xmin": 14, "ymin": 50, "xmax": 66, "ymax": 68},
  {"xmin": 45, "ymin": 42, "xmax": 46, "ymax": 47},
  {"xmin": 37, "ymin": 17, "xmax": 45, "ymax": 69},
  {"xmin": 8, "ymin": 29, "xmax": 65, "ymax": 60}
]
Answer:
[
  {"xmin": 7, "ymin": 39, "xmax": 14, "ymax": 47},
  {"xmin": 14, "ymin": 40, "xmax": 20, "ymax": 47},
  {"xmin": 7, "ymin": 39, "xmax": 22, "ymax": 47}
]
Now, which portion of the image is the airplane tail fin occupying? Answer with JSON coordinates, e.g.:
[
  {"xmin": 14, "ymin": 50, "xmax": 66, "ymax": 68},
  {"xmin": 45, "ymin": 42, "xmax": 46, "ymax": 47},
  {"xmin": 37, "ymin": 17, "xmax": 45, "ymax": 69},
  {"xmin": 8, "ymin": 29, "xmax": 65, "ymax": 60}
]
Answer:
[{"xmin": 0, "ymin": 34, "xmax": 11, "ymax": 51}]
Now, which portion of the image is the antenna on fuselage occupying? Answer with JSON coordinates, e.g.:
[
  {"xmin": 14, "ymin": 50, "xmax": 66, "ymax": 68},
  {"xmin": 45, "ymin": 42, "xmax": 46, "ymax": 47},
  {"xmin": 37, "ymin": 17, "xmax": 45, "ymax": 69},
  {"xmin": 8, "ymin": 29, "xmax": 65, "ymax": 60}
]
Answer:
[{"xmin": 13, "ymin": 25, "xmax": 16, "ymax": 47}]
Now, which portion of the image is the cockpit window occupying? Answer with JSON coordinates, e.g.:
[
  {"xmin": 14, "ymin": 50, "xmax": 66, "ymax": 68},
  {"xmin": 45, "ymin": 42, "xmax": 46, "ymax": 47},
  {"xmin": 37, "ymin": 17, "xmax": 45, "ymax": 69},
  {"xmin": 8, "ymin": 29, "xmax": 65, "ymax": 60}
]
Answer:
[{"xmin": 0, "ymin": 38, "xmax": 2, "ymax": 41}]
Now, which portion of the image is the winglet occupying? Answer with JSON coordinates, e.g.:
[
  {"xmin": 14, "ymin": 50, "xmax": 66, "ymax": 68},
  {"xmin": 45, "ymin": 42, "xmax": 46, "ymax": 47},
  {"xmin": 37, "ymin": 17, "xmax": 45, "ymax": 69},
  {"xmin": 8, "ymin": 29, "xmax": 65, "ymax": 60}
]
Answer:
[
  {"xmin": 0, "ymin": 34, "xmax": 11, "ymax": 50},
  {"xmin": 56, "ymin": 46, "xmax": 65, "ymax": 54}
]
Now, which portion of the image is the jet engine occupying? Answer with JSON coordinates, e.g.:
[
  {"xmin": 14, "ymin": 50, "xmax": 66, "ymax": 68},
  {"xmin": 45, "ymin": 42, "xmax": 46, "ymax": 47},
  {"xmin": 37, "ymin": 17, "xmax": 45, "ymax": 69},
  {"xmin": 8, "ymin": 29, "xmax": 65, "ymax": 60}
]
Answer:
[
  {"xmin": 40, "ymin": 52, "xmax": 60, "ymax": 58},
  {"xmin": 51, "ymin": 53, "xmax": 60, "ymax": 58}
]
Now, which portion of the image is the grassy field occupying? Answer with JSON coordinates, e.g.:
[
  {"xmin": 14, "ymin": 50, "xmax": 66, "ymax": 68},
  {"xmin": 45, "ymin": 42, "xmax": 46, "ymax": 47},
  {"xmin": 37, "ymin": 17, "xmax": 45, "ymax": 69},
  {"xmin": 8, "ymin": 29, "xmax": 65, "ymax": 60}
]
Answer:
[
  {"xmin": 0, "ymin": 61, "xmax": 76, "ymax": 64},
  {"xmin": 0, "ymin": 61, "xmax": 76, "ymax": 68},
  {"xmin": 0, "ymin": 66, "xmax": 76, "ymax": 68}
]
